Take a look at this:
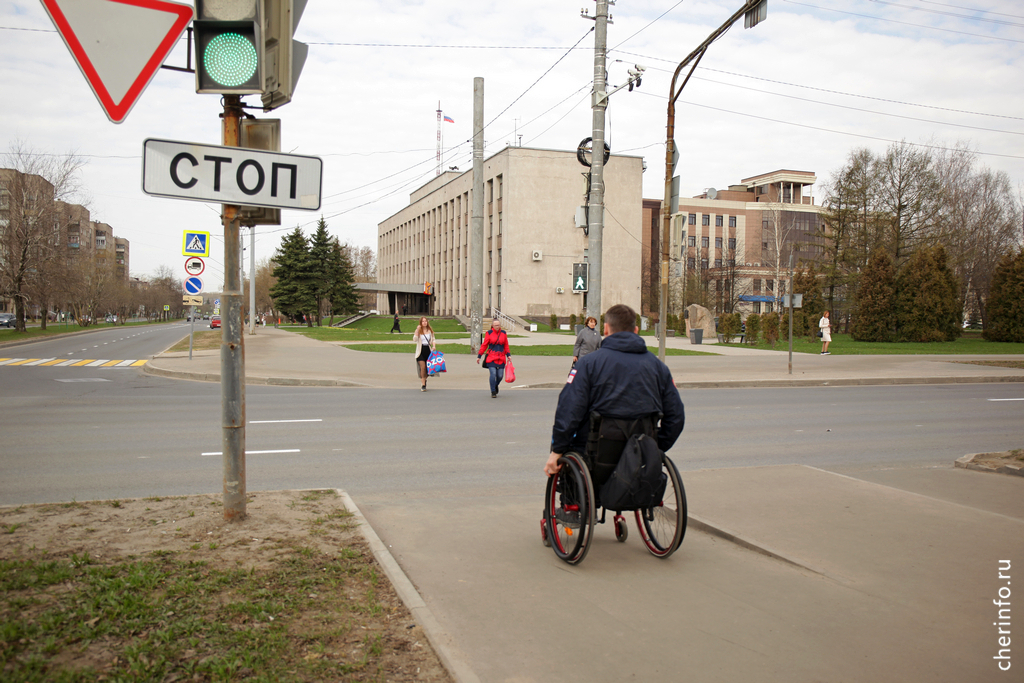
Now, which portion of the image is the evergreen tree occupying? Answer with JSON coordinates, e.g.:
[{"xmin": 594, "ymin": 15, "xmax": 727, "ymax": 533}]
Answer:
[
  {"xmin": 984, "ymin": 249, "xmax": 1024, "ymax": 343},
  {"xmin": 852, "ymin": 249, "xmax": 896, "ymax": 341},
  {"xmin": 894, "ymin": 245, "xmax": 961, "ymax": 342},
  {"xmin": 327, "ymin": 238, "xmax": 359, "ymax": 320},
  {"xmin": 792, "ymin": 264, "xmax": 825, "ymax": 340},
  {"xmin": 270, "ymin": 228, "xmax": 316, "ymax": 323},
  {"xmin": 307, "ymin": 218, "xmax": 335, "ymax": 326}
]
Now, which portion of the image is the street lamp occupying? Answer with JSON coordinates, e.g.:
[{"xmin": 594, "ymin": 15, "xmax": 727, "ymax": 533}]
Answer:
[{"xmin": 658, "ymin": 0, "xmax": 767, "ymax": 361}]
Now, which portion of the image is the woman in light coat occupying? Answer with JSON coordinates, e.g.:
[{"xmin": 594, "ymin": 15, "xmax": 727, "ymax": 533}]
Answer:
[
  {"xmin": 819, "ymin": 310, "xmax": 832, "ymax": 355},
  {"xmin": 573, "ymin": 316, "xmax": 601, "ymax": 364}
]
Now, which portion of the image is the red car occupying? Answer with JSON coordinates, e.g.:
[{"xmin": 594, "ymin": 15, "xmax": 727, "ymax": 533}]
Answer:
[{"xmin": 210, "ymin": 315, "xmax": 221, "ymax": 329}]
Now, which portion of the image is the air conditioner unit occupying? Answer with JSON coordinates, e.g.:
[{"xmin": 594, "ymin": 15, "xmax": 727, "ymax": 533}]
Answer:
[
  {"xmin": 532, "ymin": 250, "xmax": 543, "ymax": 261},
  {"xmin": 556, "ymin": 287, "xmax": 565, "ymax": 294},
  {"xmin": 745, "ymin": 262, "xmax": 751, "ymax": 266}
]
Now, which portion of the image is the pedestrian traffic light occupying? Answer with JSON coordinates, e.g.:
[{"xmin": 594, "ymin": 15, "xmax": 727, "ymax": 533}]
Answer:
[
  {"xmin": 261, "ymin": 0, "xmax": 309, "ymax": 110},
  {"xmin": 194, "ymin": 0, "xmax": 264, "ymax": 94},
  {"xmin": 572, "ymin": 263, "xmax": 589, "ymax": 293}
]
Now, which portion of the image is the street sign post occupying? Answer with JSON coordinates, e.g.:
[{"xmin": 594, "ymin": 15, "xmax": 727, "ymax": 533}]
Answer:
[
  {"xmin": 184, "ymin": 276, "xmax": 204, "ymax": 295},
  {"xmin": 40, "ymin": 0, "xmax": 193, "ymax": 124},
  {"xmin": 142, "ymin": 138, "xmax": 323, "ymax": 211}
]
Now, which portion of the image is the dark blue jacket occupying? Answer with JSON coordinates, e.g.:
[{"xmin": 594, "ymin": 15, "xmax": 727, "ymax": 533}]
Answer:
[{"xmin": 551, "ymin": 331, "xmax": 685, "ymax": 454}]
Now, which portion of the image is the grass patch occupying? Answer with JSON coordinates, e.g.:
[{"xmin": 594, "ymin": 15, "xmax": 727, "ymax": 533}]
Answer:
[
  {"xmin": 167, "ymin": 330, "xmax": 222, "ymax": 352},
  {"xmin": 953, "ymin": 360, "xmax": 1024, "ymax": 370},
  {"xmin": 721, "ymin": 334, "xmax": 1024, "ymax": 355},
  {"xmin": 343, "ymin": 342, "xmax": 709, "ymax": 357},
  {"xmin": 0, "ymin": 319, "xmax": 169, "ymax": 345},
  {"xmin": 285, "ymin": 315, "xmax": 469, "ymax": 343}
]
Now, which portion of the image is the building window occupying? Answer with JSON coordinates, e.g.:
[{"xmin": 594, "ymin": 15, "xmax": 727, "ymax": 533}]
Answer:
[
  {"xmin": 762, "ymin": 241, "xmax": 768, "ymax": 252},
  {"xmin": 729, "ymin": 216, "xmax": 736, "ymax": 228},
  {"xmin": 702, "ymin": 214, "xmax": 710, "ymax": 226},
  {"xmin": 754, "ymin": 279, "xmax": 761, "ymax": 292},
  {"xmin": 715, "ymin": 237, "xmax": 722, "ymax": 249},
  {"xmin": 715, "ymin": 215, "xmax": 723, "ymax": 227},
  {"xmin": 715, "ymin": 259, "xmax": 722, "ymax": 268},
  {"xmin": 688, "ymin": 236, "xmax": 695, "ymax": 247},
  {"xmin": 766, "ymin": 280, "xmax": 774, "ymax": 291},
  {"xmin": 728, "ymin": 237, "xmax": 736, "ymax": 250},
  {"xmin": 688, "ymin": 213, "xmax": 696, "ymax": 225},
  {"xmin": 765, "ymin": 302, "xmax": 773, "ymax": 313},
  {"xmin": 701, "ymin": 258, "xmax": 708, "ymax": 269},
  {"xmin": 753, "ymin": 302, "xmax": 761, "ymax": 313},
  {"xmin": 687, "ymin": 257, "xmax": 695, "ymax": 269},
  {"xmin": 728, "ymin": 258, "xmax": 735, "ymax": 267}
]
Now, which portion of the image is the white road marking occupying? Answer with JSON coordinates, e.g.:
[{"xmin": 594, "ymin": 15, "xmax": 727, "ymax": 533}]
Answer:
[
  {"xmin": 200, "ymin": 449, "xmax": 301, "ymax": 456},
  {"xmin": 988, "ymin": 398, "xmax": 1024, "ymax": 401},
  {"xmin": 250, "ymin": 419, "xmax": 324, "ymax": 424},
  {"xmin": 55, "ymin": 378, "xmax": 111, "ymax": 383}
]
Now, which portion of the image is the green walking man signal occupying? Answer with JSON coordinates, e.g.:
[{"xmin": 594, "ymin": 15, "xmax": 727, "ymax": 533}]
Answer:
[{"xmin": 572, "ymin": 262, "xmax": 589, "ymax": 293}]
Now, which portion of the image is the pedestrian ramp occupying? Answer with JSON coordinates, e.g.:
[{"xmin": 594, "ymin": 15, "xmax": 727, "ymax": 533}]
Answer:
[{"xmin": 0, "ymin": 358, "xmax": 148, "ymax": 369}]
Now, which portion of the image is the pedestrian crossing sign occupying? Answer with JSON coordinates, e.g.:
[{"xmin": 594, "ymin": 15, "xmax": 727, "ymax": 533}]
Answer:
[{"xmin": 183, "ymin": 231, "xmax": 211, "ymax": 257}]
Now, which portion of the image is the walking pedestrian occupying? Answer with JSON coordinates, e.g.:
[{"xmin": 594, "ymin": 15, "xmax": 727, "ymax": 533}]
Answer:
[
  {"xmin": 572, "ymin": 316, "xmax": 601, "ymax": 365},
  {"xmin": 390, "ymin": 312, "xmax": 401, "ymax": 334},
  {"xmin": 819, "ymin": 310, "xmax": 832, "ymax": 355},
  {"xmin": 477, "ymin": 319, "xmax": 511, "ymax": 398},
  {"xmin": 413, "ymin": 317, "xmax": 436, "ymax": 392}
]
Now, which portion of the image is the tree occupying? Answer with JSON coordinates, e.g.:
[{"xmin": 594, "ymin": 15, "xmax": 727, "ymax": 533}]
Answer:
[
  {"xmin": 1, "ymin": 142, "xmax": 87, "ymax": 332},
  {"xmin": 270, "ymin": 228, "xmax": 315, "ymax": 323},
  {"xmin": 983, "ymin": 249, "xmax": 1024, "ymax": 343},
  {"xmin": 852, "ymin": 249, "xmax": 897, "ymax": 342},
  {"xmin": 875, "ymin": 141, "xmax": 942, "ymax": 267},
  {"xmin": 307, "ymin": 218, "xmax": 334, "ymax": 326},
  {"xmin": 254, "ymin": 257, "xmax": 277, "ymax": 321},
  {"xmin": 327, "ymin": 238, "xmax": 358, "ymax": 323},
  {"xmin": 792, "ymin": 264, "xmax": 824, "ymax": 340},
  {"xmin": 893, "ymin": 245, "xmax": 961, "ymax": 342}
]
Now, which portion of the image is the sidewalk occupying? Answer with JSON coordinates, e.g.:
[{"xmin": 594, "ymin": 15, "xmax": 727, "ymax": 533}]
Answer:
[
  {"xmin": 144, "ymin": 325, "xmax": 1024, "ymax": 389},
  {"xmin": 141, "ymin": 327, "xmax": 1023, "ymax": 681}
]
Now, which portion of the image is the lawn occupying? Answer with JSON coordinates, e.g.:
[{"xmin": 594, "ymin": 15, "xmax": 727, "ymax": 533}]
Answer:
[
  {"xmin": 0, "ymin": 319, "xmax": 171, "ymax": 345},
  {"xmin": 342, "ymin": 343, "xmax": 709, "ymax": 357},
  {"xmin": 722, "ymin": 332, "xmax": 1024, "ymax": 355},
  {"xmin": 290, "ymin": 316, "xmax": 469, "ymax": 343}
]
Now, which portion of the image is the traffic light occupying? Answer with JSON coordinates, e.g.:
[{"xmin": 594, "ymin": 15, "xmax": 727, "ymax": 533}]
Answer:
[
  {"xmin": 261, "ymin": 0, "xmax": 309, "ymax": 110},
  {"xmin": 194, "ymin": 0, "xmax": 264, "ymax": 94},
  {"xmin": 572, "ymin": 263, "xmax": 589, "ymax": 293}
]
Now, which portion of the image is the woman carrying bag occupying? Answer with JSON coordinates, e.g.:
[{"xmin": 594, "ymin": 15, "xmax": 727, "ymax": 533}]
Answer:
[
  {"xmin": 477, "ymin": 319, "xmax": 512, "ymax": 398},
  {"xmin": 413, "ymin": 317, "xmax": 436, "ymax": 392}
]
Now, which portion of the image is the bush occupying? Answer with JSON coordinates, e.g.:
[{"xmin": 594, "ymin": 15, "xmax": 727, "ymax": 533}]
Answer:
[
  {"xmin": 894, "ymin": 245, "xmax": 961, "ymax": 342},
  {"xmin": 985, "ymin": 248, "xmax": 1024, "ymax": 342},
  {"xmin": 744, "ymin": 313, "xmax": 761, "ymax": 344},
  {"xmin": 569, "ymin": 313, "xmax": 577, "ymax": 329},
  {"xmin": 763, "ymin": 312, "xmax": 780, "ymax": 347},
  {"xmin": 719, "ymin": 312, "xmax": 742, "ymax": 342},
  {"xmin": 853, "ymin": 249, "xmax": 896, "ymax": 342},
  {"xmin": 550, "ymin": 313, "xmax": 558, "ymax": 330}
]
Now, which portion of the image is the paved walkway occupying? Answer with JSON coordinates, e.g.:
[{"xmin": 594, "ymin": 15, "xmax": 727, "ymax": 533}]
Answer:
[
  {"xmin": 145, "ymin": 325, "xmax": 1024, "ymax": 389},
  {"xmin": 143, "ymin": 326, "xmax": 1024, "ymax": 682}
]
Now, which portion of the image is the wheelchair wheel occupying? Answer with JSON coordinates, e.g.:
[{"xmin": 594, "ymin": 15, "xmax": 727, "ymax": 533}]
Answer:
[
  {"xmin": 613, "ymin": 514, "xmax": 629, "ymax": 542},
  {"xmin": 543, "ymin": 452, "xmax": 596, "ymax": 565},
  {"xmin": 635, "ymin": 454, "xmax": 687, "ymax": 558}
]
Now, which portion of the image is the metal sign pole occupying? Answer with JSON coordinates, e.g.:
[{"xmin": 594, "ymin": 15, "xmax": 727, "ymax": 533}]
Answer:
[{"xmin": 189, "ymin": 305, "xmax": 195, "ymax": 360}]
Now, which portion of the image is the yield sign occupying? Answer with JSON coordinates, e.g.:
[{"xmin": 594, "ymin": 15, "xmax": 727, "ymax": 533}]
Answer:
[{"xmin": 40, "ymin": 0, "xmax": 194, "ymax": 124}]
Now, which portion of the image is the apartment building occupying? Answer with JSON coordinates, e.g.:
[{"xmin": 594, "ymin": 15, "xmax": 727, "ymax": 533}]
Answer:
[{"xmin": 376, "ymin": 145, "xmax": 644, "ymax": 319}]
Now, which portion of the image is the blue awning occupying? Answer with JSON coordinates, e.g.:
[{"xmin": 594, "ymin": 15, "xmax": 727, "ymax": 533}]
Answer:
[{"xmin": 738, "ymin": 295, "xmax": 777, "ymax": 303}]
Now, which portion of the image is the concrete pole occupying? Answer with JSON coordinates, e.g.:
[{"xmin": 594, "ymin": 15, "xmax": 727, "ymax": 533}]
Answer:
[
  {"xmin": 470, "ymin": 77, "xmax": 484, "ymax": 349},
  {"xmin": 248, "ymin": 225, "xmax": 256, "ymax": 335},
  {"xmin": 587, "ymin": 0, "xmax": 609, "ymax": 323},
  {"xmin": 221, "ymin": 95, "xmax": 246, "ymax": 521}
]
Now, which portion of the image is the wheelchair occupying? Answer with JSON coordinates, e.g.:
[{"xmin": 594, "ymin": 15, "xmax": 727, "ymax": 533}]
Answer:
[{"xmin": 540, "ymin": 415, "xmax": 687, "ymax": 566}]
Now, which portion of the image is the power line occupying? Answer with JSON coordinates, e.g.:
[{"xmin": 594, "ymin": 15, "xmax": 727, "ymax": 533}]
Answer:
[{"xmin": 865, "ymin": 0, "xmax": 1024, "ymax": 27}]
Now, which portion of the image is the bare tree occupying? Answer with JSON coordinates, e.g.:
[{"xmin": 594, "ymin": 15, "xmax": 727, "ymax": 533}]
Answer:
[
  {"xmin": 1, "ymin": 141, "xmax": 87, "ymax": 331},
  {"xmin": 875, "ymin": 140, "xmax": 942, "ymax": 266}
]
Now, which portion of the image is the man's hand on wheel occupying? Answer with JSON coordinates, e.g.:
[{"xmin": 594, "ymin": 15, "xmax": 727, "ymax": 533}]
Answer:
[{"xmin": 544, "ymin": 452, "xmax": 563, "ymax": 476}]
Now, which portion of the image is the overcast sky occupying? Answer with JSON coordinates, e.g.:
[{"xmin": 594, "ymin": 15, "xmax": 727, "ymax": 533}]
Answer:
[{"xmin": 2, "ymin": 0, "xmax": 1022, "ymax": 289}]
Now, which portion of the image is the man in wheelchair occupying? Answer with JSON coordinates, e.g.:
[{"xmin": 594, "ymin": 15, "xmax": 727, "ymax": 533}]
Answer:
[{"xmin": 545, "ymin": 303, "xmax": 685, "ymax": 483}]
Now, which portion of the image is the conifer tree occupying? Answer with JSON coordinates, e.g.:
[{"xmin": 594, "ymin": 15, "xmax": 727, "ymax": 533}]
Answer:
[
  {"xmin": 270, "ymin": 228, "xmax": 316, "ymax": 324},
  {"xmin": 792, "ymin": 264, "xmax": 824, "ymax": 339},
  {"xmin": 893, "ymin": 245, "xmax": 961, "ymax": 342},
  {"xmin": 327, "ymin": 238, "xmax": 358, "ymax": 321},
  {"xmin": 984, "ymin": 249, "xmax": 1024, "ymax": 343},
  {"xmin": 852, "ymin": 249, "xmax": 896, "ymax": 341}
]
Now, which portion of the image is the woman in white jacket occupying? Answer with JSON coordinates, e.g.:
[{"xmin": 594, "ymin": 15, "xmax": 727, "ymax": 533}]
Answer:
[
  {"xmin": 413, "ymin": 317, "xmax": 436, "ymax": 391},
  {"xmin": 819, "ymin": 311, "xmax": 832, "ymax": 355}
]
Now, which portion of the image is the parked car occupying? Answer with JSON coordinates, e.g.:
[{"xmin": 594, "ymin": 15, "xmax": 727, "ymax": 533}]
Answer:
[
  {"xmin": 210, "ymin": 315, "xmax": 221, "ymax": 329},
  {"xmin": 0, "ymin": 313, "xmax": 15, "ymax": 328}
]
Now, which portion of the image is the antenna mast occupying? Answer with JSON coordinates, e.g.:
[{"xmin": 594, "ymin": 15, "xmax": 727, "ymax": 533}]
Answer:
[{"xmin": 436, "ymin": 102, "xmax": 442, "ymax": 176}]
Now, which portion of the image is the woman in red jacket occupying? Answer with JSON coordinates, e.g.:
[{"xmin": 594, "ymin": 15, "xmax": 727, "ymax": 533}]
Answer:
[{"xmin": 477, "ymin": 319, "xmax": 511, "ymax": 398}]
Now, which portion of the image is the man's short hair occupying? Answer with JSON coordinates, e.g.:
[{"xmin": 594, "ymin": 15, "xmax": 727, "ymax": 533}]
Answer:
[{"xmin": 604, "ymin": 304, "xmax": 636, "ymax": 334}]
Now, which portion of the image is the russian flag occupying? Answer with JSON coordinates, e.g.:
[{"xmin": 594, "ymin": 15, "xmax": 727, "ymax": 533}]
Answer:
[{"xmin": 443, "ymin": 115, "xmax": 454, "ymax": 123}]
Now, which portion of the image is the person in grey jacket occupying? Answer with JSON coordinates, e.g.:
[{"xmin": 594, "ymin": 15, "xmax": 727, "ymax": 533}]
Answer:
[{"xmin": 573, "ymin": 316, "xmax": 601, "ymax": 363}]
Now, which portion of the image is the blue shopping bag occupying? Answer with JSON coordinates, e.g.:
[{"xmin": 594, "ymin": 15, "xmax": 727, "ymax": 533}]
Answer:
[{"xmin": 426, "ymin": 350, "xmax": 446, "ymax": 376}]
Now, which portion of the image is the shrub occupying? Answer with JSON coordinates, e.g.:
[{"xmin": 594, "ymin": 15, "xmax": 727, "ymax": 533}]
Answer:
[
  {"xmin": 744, "ymin": 313, "xmax": 761, "ymax": 344},
  {"xmin": 719, "ymin": 312, "xmax": 742, "ymax": 342},
  {"xmin": 550, "ymin": 313, "xmax": 558, "ymax": 330},
  {"xmin": 894, "ymin": 245, "xmax": 961, "ymax": 342},
  {"xmin": 985, "ymin": 248, "xmax": 1024, "ymax": 343},
  {"xmin": 763, "ymin": 312, "xmax": 780, "ymax": 347},
  {"xmin": 569, "ymin": 313, "xmax": 577, "ymax": 328},
  {"xmin": 853, "ymin": 249, "xmax": 896, "ymax": 342}
]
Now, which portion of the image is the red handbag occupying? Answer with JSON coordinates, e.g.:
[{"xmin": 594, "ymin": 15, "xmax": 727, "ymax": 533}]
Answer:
[{"xmin": 504, "ymin": 357, "xmax": 515, "ymax": 383}]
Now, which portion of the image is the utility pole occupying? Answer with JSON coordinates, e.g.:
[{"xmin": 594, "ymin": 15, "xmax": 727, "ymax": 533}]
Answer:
[
  {"xmin": 249, "ymin": 225, "xmax": 256, "ymax": 335},
  {"xmin": 470, "ymin": 77, "xmax": 484, "ymax": 349},
  {"xmin": 586, "ymin": 0, "xmax": 609, "ymax": 322},
  {"xmin": 221, "ymin": 94, "xmax": 246, "ymax": 521},
  {"xmin": 658, "ymin": 0, "xmax": 765, "ymax": 361}
]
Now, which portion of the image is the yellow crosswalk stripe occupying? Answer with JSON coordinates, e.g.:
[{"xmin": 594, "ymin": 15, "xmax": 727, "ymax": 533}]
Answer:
[{"xmin": 70, "ymin": 359, "xmax": 97, "ymax": 366}]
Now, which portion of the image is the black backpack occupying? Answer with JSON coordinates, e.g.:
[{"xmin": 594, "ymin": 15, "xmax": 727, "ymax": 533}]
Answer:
[{"xmin": 586, "ymin": 413, "xmax": 667, "ymax": 511}]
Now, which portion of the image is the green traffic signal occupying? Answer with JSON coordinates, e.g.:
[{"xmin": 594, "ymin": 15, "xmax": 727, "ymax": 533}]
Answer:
[{"xmin": 204, "ymin": 32, "xmax": 258, "ymax": 88}]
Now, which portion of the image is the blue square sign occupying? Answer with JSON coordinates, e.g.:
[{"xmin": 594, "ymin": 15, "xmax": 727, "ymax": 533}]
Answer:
[{"xmin": 183, "ymin": 231, "xmax": 210, "ymax": 257}]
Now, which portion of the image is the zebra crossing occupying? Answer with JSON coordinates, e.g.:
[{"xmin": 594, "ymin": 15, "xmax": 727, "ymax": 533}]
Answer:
[{"xmin": 0, "ymin": 357, "xmax": 147, "ymax": 369}]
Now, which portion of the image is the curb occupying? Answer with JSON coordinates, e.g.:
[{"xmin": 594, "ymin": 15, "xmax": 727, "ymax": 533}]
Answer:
[
  {"xmin": 687, "ymin": 513, "xmax": 833, "ymax": 579},
  {"xmin": 955, "ymin": 453, "xmax": 1024, "ymax": 477},
  {"xmin": 143, "ymin": 364, "xmax": 373, "ymax": 387},
  {"xmin": 336, "ymin": 490, "xmax": 481, "ymax": 683},
  {"xmin": 520, "ymin": 375, "xmax": 1024, "ymax": 390}
]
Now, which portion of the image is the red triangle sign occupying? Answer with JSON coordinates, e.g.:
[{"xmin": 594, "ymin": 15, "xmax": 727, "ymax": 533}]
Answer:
[{"xmin": 40, "ymin": 0, "xmax": 193, "ymax": 124}]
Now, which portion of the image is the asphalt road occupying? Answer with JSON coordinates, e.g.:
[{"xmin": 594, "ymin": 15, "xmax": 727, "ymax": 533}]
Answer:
[{"xmin": 1, "ymin": 341, "xmax": 1022, "ymax": 505}]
